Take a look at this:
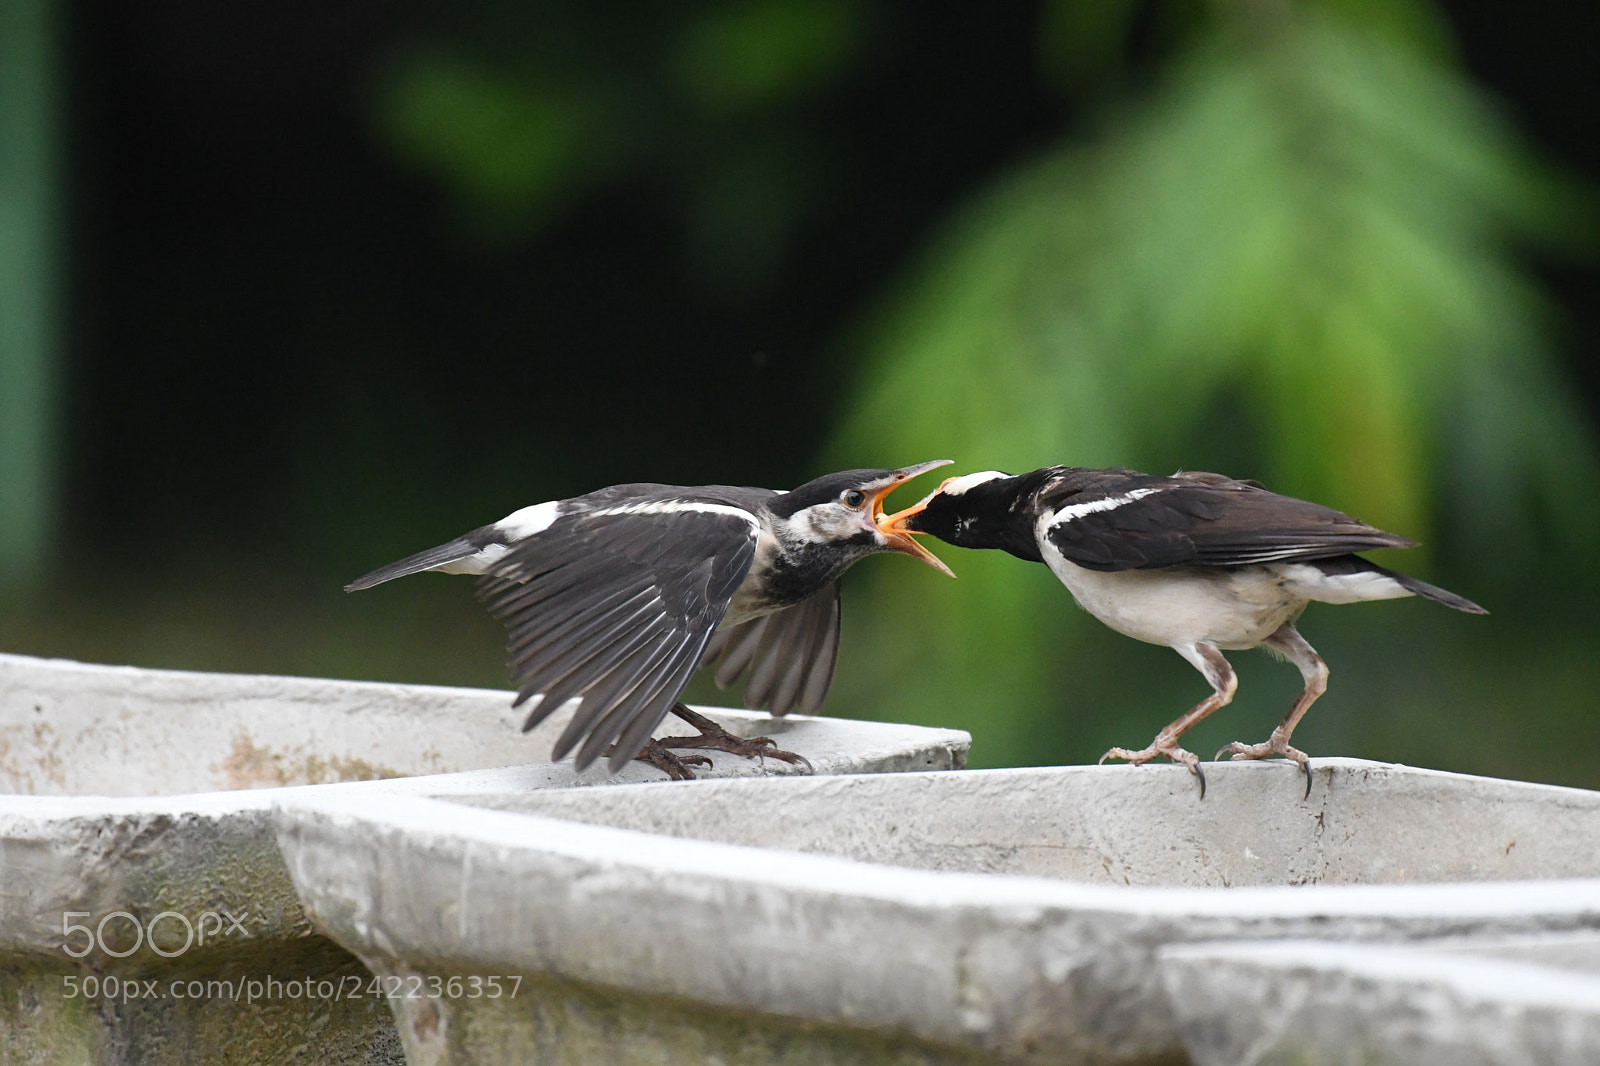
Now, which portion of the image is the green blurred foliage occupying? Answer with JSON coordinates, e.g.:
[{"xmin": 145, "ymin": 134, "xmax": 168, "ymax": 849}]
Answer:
[
  {"xmin": 0, "ymin": 0, "xmax": 61, "ymax": 594},
  {"xmin": 376, "ymin": 54, "xmax": 628, "ymax": 232},
  {"xmin": 820, "ymin": 1, "xmax": 1599, "ymax": 780},
  {"xmin": 673, "ymin": 0, "xmax": 862, "ymax": 114},
  {"xmin": 371, "ymin": 0, "xmax": 866, "ymax": 291}
]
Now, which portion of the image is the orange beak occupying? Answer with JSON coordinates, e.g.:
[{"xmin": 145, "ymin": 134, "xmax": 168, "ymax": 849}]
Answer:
[{"xmin": 871, "ymin": 462, "xmax": 955, "ymax": 578}]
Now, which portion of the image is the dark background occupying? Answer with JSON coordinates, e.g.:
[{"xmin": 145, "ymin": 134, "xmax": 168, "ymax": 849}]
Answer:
[{"xmin": 67, "ymin": 4, "xmax": 1061, "ymax": 573}]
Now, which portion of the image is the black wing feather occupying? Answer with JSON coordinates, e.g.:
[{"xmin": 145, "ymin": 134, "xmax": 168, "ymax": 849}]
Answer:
[
  {"xmin": 797, "ymin": 592, "xmax": 841, "ymax": 716},
  {"xmin": 516, "ymin": 615, "xmax": 671, "ymax": 735},
  {"xmin": 504, "ymin": 583, "xmax": 662, "ymax": 696},
  {"xmin": 706, "ymin": 614, "xmax": 770, "ymax": 689},
  {"xmin": 1043, "ymin": 472, "xmax": 1414, "ymax": 573},
  {"xmin": 477, "ymin": 507, "xmax": 759, "ymax": 770},
  {"xmin": 565, "ymin": 638, "xmax": 683, "ymax": 764},
  {"xmin": 597, "ymin": 639, "xmax": 708, "ymax": 771},
  {"xmin": 701, "ymin": 581, "xmax": 842, "ymax": 717}
]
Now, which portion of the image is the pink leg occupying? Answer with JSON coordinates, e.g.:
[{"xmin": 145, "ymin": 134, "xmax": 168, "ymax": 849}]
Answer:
[
  {"xmin": 1216, "ymin": 623, "xmax": 1328, "ymax": 796},
  {"xmin": 1101, "ymin": 642, "xmax": 1236, "ymax": 797}
]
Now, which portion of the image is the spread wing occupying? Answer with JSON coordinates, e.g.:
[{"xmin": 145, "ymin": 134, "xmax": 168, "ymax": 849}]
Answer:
[
  {"xmin": 477, "ymin": 506, "xmax": 760, "ymax": 771},
  {"xmin": 1041, "ymin": 471, "xmax": 1414, "ymax": 572},
  {"xmin": 700, "ymin": 581, "xmax": 841, "ymax": 718}
]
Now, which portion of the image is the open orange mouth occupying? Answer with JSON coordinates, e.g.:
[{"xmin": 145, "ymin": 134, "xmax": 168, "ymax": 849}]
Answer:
[{"xmin": 870, "ymin": 462, "xmax": 954, "ymax": 578}]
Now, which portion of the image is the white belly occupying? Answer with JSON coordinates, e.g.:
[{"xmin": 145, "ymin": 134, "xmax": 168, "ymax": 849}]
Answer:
[{"xmin": 1040, "ymin": 544, "xmax": 1306, "ymax": 651}]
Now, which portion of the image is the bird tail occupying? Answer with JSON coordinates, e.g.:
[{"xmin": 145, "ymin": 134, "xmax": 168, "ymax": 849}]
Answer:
[
  {"xmin": 1369, "ymin": 562, "xmax": 1488, "ymax": 615},
  {"xmin": 344, "ymin": 536, "xmax": 486, "ymax": 592}
]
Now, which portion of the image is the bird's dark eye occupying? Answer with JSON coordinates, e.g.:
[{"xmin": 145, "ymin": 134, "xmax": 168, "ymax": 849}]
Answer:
[{"xmin": 842, "ymin": 489, "xmax": 867, "ymax": 508}]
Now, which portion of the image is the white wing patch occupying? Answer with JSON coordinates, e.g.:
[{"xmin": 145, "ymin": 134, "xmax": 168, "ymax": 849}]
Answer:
[
  {"xmin": 429, "ymin": 543, "xmax": 509, "ymax": 575},
  {"xmin": 1048, "ymin": 487, "xmax": 1164, "ymax": 527},
  {"xmin": 496, "ymin": 500, "xmax": 562, "ymax": 540},
  {"xmin": 587, "ymin": 500, "xmax": 764, "ymax": 535}
]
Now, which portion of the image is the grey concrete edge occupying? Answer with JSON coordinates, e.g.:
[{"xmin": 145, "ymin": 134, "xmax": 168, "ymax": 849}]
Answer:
[
  {"xmin": 269, "ymin": 787, "xmax": 1600, "ymax": 1057},
  {"xmin": 1158, "ymin": 936, "xmax": 1600, "ymax": 1066}
]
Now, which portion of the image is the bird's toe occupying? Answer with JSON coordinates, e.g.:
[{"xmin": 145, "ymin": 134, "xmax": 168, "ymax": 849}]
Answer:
[
  {"xmin": 656, "ymin": 707, "xmax": 813, "ymax": 773},
  {"xmin": 1102, "ymin": 741, "xmax": 1206, "ymax": 797},
  {"xmin": 626, "ymin": 741, "xmax": 712, "ymax": 781},
  {"xmin": 1217, "ymin": 736, "xmax": 1314, "ymax": 797},
  {"xmin": 1100, "ymin": 745, "xmax": 1153, "ymax": 766},
  {"xmin": 1218, "ymin": 737, "xmax": 1309, "ymax": 765},
  {"xmin": 1101, "ymin": 741, "xmax": 1202, "ymax": 774}
]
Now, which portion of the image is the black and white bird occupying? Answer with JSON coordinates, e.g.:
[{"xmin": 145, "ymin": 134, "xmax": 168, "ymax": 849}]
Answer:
[
  {"xmin": 347, "ymin": 461, "xmax": 953, "ymax": 778},
  {"xmin": 882, "ymin": 466, "xmax": 1486, "ymax": 794}
]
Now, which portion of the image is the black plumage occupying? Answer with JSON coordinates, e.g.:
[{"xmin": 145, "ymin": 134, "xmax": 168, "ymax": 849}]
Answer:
[{"xmin": 1039, "ymin": 469, "xmax": 1415, "ymax": 571}]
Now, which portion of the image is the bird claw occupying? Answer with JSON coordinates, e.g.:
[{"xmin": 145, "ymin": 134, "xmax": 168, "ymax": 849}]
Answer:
[
  {"xmin": 627, "ymin": 741, "xmax": 714, "ymax": 781},
  {"xmin": 657, "ymin": 706, "xmax": 814, "ymax": 774},
  {"xmin": 1215, "ymin": 737, "xmax": 1314, "ymax": 799},
  {"xmin": 1099, "ymin": 741, "xmax": 1206, "ymax": 799}
]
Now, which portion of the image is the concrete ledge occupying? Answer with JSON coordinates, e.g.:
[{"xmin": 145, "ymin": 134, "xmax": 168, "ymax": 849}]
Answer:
[
  {"xmin": 458, "ymin": 758, "xmax": 1600, "ymax": 884},
  {"xmin": 0, "ymin": 651, "xmax": 966, "ymax": 796},
  {"xmin": 273, "ymin": 761, "xmax": 1600, "ymax": 1066},
  {"xmin": 1161, "ymin": 934, "xmax": 1600, "ymax": 1066},
  {"xmin": 0, "ymin": 652, "xmax": 968, "ymax": 1065}
]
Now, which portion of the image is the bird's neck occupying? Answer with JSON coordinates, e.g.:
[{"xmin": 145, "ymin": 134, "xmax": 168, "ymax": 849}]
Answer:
[
  {"xmin": 991, "ymin": 507, "xmax": 1046, "ymax": 563},
  {"xmin": 753, "ymin": 526, "xmax": 866, "ymax": 608},
  {"xmin": 956, "ymin": 473, "xmax": 1050, "ymax": 562}
]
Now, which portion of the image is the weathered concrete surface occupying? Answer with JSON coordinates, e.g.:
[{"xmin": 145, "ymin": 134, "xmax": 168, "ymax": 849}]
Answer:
[
  {"xmin": 0, "ymin": 782, "xmax": 415, "ymax": 1066},
  {"xmin": 0, "ymin": 651, "xmax": 968, "ymax": 1065},
  {"xmin": 463, "ymin": 758, "xmax": 1600, "ymax": 884},
  {"xmin": 368, "ymin": 968, "xmax": 989, "ymax": 1066},
  {"xmin": 1161, "ymin": 933, "xmax": 1600, "ymax": 1066},
  {"xmin": 274, "ymin": 762, "xmax": 1600, "ymax": 1066},
  {"xmin": 0, "ymin": 651, "xmax": 967, "ymax": 795}
]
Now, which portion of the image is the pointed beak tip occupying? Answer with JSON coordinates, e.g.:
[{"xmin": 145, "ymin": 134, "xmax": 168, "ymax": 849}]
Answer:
[
  {"xmin": 898, "ymin": 459, "xmax": 954, "ymax": 481},
  {"xmin": 879, "ymin": 519, "xmax": 954, "ymax": 577},
  {"xmin": 894, "ymin": 537, "xmax": 954, "ymax": 577},
  {"xmin": 924, "ymin": 550, "xmax": 957, "ymax": 579}
]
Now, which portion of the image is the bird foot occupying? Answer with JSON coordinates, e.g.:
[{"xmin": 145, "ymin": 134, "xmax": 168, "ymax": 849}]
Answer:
[
  {"xmin": 626, "ymin": 741, "xmax": 714, "ymax": 781},
  {"xmin": 1215, "ymin": 735, "xmax": 1314, "ymax": 798},
  {"xmin": 1099, "ymin": 739, "xmax": 1206, "ymax": 797},
  {"xmin": 660, "ymin": 705, "xmax": 814, "ymax": 773}
]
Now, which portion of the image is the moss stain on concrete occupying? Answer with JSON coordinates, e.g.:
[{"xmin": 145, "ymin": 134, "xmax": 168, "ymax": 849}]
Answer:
[
  {"xmin": 391, "ymin": 969, "xmax": 991, "ymax": 1066},
  {"xmin": 218, "ymin": 734, "xmax": 405, "ymax": 790}
]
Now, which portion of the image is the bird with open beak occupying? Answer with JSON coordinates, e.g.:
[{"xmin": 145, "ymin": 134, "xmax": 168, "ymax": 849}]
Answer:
[
  {"xmin": 882, "ymin": 465, "xmax": 1485, "ymax": 796},
  {"xmin": 347, "ymin": 461, "xmax": 954, "ymax": 778}
]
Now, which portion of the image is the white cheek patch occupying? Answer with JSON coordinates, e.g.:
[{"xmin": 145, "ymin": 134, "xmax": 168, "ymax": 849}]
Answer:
[
  {"xmin": 803, "ymin": 506, "xmax": 837, "ymax": 538},
  {"xmin": 788, "ymin": 504, "xmax": 867, "ymax": 542},
  {"xmin": 1049, "ymin": 487, "xmax": 1163, "ymax": 526},
  {"xmin": 496, "ymin": 501, "xmax": 562, "ymax": 540}
]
